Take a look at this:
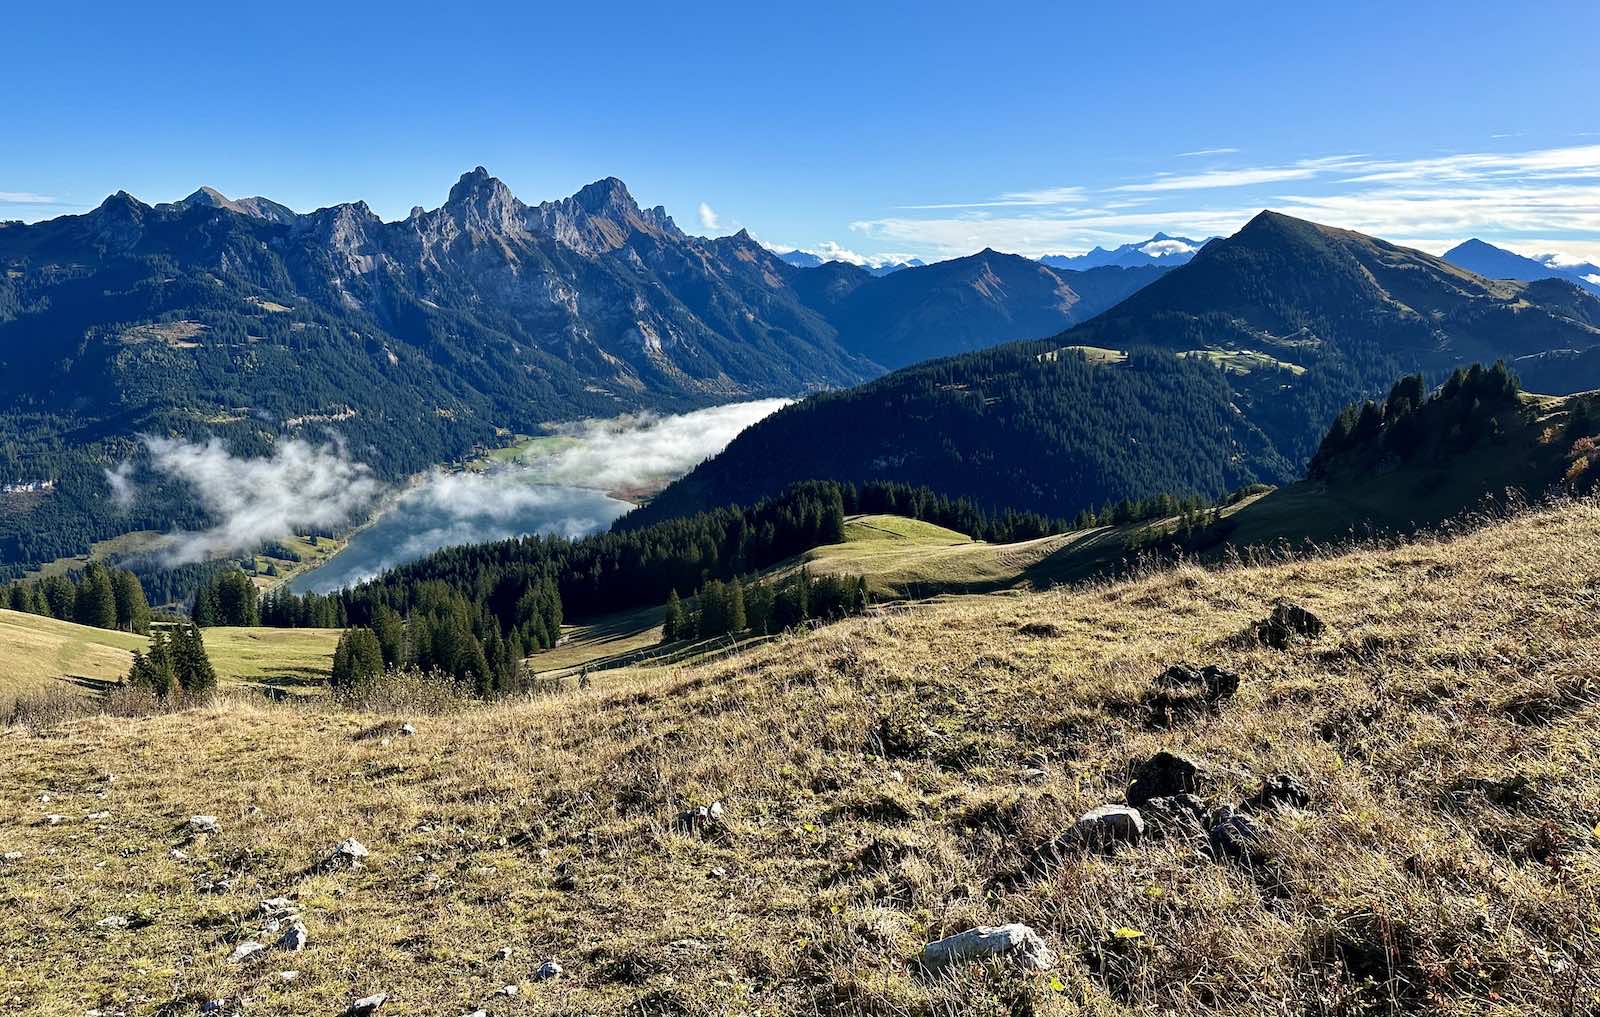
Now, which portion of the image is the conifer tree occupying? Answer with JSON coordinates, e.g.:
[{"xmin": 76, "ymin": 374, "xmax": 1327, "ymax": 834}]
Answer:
[
  {"xmin": 74, "ymin": 564, "xmax": 119, "ymax": 630},
  {"xmin": 173, "ymin": 624, "xmax": 218, "ymax": 697},
  {"xmin": 662, "ymin": 589, "xmax": 685, "ymax": 643},
  {"xmin": 727, "ymin": 578, "xmax": 747, "ymax": 634},
  {"xmin": 112, "ymin": 569, "xmax": 151, "ymax": 634}
]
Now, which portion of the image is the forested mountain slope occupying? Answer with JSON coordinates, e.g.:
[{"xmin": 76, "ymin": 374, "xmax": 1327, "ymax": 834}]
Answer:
[
  {"xmin": 626, "ymin": 347, "xmax": 1296, "ymax": 527},
  {"xmin": 632, "ymin": 214, "xmax": 1600, "ymax": 526}
]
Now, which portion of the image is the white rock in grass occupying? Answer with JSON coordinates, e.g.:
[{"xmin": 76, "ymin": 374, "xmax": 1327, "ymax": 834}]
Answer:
[
  {"xmin": 535, "ymin": 958, "xmax": 563, "ymax": 980},
  {"xmin": 190, "ymin": 816, "xmax": 222, "ymax": 835},
  {"xmin": 278, "ymin": 970, "xmax": 299, "ymax": 982},
  {"xmin": 345, "ymin": 993, "xmax": 387, "ymax": 1016},
  {"xmin": 920, "ymin": 924, "xmax": 1056, "ymax": 971},
  {"xmin": 277, "ymin": 921, "xmax": 308, "ymax": 952},
  {"xmin": 228, "ymin": 940, "xmax": 265, "ymax": 964},
  {"xmin": 494, "ymin": 946, "xmax": 512, "ymax": 960},
  {"xmin": 45, "ymin": 814, "xmax": 67, "ymax": 825},
  {"xmin": 330, "ymin": 838, "xmax": 369, "ymax": 867},
  {"xmin": 2, "ymin": 851, "xmax": 22, "ymax": 862},
  {"xmin": 399, "ymin": 722, "xmax": 416, "ymax": 736},
  {"xmin": 496, "ymin": 983, "xmax": 519, "ymax": 996},
  {"xmin": 97, "ymin": 915, "xmax": 130, "ymax": 929}
]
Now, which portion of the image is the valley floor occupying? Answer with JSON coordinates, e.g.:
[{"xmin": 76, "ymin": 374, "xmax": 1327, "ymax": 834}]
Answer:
[{"xmin": 2, "ymin": 503, "xmax": 1598, "ymax": 1015}]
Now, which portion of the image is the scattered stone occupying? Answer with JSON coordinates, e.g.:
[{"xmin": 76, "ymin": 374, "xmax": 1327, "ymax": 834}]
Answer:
[
  {"xmin": 1068, "ymin": 804, "xmax": 1146, "ymax": 851},
  {"xmin": 1139, "ymin": 793, "xmax": 1210, "ymax": 837},
  {"xmin": 1252, "ymin": 601, "xmax": 1325, "ymax": 649},
  {"xmin": 170, "ymin": 849, "xmax": 188, "ymax": 860},
  {"xmin": 462, "ymin": 1011, "xmax": 488, "ymax": 1017},
  {"xmin": 45, "ymin": 814, "xmax": 67, "ymax": 825},
  {"xmin": 495, "ymin": 946, "xmax": 512, "ymax": 960},
  {"xmin": 496, "ymin": 984, "xmax": 519, "ymax": 996},
  {"xmin": 678, "ymin": 800, "xmax": 727, "ymax": 836},
  {"xmin": 190, "ymin": 816, "xmax": 222, "ymax": 835},
  {"xmin": 277, "ymin": 921, "xmax": 308, "ymax": 952},
  {"xmin": 1019, "ymin": 766, "xmax": 1049, "ymax": 783},
  {"xmin": 326, "ymin": 838, "xmax": 369, "ymax": 869},
  {"xmin": 228, "ymin": 940, "xmax": 266, "ymax": 964},
  {"xmin": 345, "ymin": 993, "xmax": 387, "ymax": 1017},
  {"xmin": 1208, "ymin": 807, "xmax": 1269, "ymax": 866},
  {"xmin": 38, "ymin": 793, "xmax": 51, "ymax": 803},
  {"xmin": 708, "ymin": 866, "xmax": 728, "ymax": 880},
  {"xmin": 278, "ymin": 970, "xmax": 299, "ymax": 983},
  {"xmin": 261, "ymin": 896, "xmax": 297, "ymax": 918},
  {"xmin": 1126, "ymin": 751, "xmax": 1203, "ymax": 806},
  {"xmin": 1146, "ymin": 663, "xmax": 1241, "ymax": 726},
  {"xmin": 97, "ymin": 915, "xmax": 130, "ymax": 929},
  {"xmin": 2, "ymin": 851, "xmax": 22, "ymax": 862},
  {"xmin": 85, "ymin": 811, "xmax": 110, "ymax": 821},
  {"xmin": 535, "ymin": 959, "xmax": 564, "ymax": 980},
  {"xmin": 1245, "ymin": 774, "xmax": 1311, "ymax": 812},
  {"xmin": 399, "ymin": 722, "xmax": 416, "ymax": 736},
  {"xmin": 920, "ymin": 924, "xmax": 1056, "ymax": 971},
  {"xmin": 200, "ymin": 1000, "xmax": 226, "ymax": 1015}
]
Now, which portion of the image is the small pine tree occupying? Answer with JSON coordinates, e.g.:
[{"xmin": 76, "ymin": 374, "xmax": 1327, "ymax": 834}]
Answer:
[
  {"xmin": 128, "ymin": 631, "xmax": 179, "ymax": 699},
  {"xmin": 662, "ymin": 589, "xmax": 684, "ymax": 643},
  {"xmin": 727, "ymin": 578, "xmax": 747, "ymax": 634},
  {"xmin": 173, "ymin": 625, "xmax": 218, "ymax": 698}
]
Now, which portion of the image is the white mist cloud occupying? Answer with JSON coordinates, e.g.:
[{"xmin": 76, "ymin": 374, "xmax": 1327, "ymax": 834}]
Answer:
[
  {"xmin": 142, "ymin": 436, "xmax": 384, "ymax": 566},
  {"xmin": 533, "ymin": 397, "xmax": 790, "ymax": 493},
  {"xmin": 104, "ymin": 461, "xmax": 137, "ymax": 509},
  {"xmin": 698, "ymin": 201, "xmax": 721, "ymax": 230},
  {"xmin": 1138, "ymin": 238, "xmax": 1197, "ymax": 258},
  {"xmin": 0, "ymin": 191, "xmax": 59, "ymax": 204}
]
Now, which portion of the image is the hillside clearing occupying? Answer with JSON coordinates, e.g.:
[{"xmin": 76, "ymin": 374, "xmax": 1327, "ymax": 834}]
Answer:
[
  {"xmin": 2, "ymin": 501, "xmax": 1596, "ymax": 1015},
  {"xmin": 0, "ymin": 613, "xmax": 341, "ymax": 701}
]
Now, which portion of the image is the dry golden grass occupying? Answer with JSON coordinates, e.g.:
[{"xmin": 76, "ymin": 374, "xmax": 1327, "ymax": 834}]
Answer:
[{"xmin": 2, "ymin": 502, "xmax": 1598, "ymax": 1015}]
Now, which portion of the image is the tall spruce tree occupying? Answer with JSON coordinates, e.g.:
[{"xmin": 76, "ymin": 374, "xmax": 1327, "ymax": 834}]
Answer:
[{"xmin": 74, "ymin": 564, "xmax": 119, "ymax": 630}]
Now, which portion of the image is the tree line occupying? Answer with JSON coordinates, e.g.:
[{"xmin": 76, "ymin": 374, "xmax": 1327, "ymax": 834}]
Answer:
[
  {"xmin": 662, "ymin": 568, "xmax": 869, "ymax": 643},
  {"xmin": 3, "ymin": 562, "xmax": 152, "ymax": 634}
]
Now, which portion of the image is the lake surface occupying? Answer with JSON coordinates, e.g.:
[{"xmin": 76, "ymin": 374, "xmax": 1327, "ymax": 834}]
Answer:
[
  {"xmin": 285, "ymin": 398, "xmax": 787, "ymax": 594},
  {"xmin": 286, "ymin": 482, "xmax": 633, "ymax": 594}
]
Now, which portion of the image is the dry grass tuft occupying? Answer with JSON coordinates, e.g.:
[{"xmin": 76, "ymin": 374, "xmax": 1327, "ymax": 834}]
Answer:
[{"xmin": 2, "ymin": 502, "xmax": 1599, "ymax": 1015}]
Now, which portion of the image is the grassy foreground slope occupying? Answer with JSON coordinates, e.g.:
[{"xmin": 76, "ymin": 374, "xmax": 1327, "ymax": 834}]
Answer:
[{"xmin": 3, "ymin": 503, "xmax": 1597, "ymax": 1015}]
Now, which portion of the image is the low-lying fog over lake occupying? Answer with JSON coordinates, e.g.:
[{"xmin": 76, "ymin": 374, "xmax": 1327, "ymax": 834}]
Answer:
[{"xmin": 285, "ymin": 398, "xmax": 787, "ymax": 593}]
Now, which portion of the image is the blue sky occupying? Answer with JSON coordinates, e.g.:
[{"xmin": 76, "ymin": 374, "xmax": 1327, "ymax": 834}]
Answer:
[{"xmin": 5, "ymin": 1, "xmax": 1599, "ymax": 265}]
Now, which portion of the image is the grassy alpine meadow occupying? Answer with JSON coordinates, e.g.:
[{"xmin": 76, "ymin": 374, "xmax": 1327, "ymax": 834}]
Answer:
[
  {"xmin": 0, "ymin": 613, "xmax": 341, "ymax": 703},
  {"xmin": 1, "ymin": 500, "xmax": 1597, "ymax": 1015}
]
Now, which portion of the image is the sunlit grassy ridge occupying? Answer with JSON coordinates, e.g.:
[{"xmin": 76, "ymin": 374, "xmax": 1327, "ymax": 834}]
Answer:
[{"xmin": 2, "ymin": 501, "xmax": 1596, "ymax": 1015}]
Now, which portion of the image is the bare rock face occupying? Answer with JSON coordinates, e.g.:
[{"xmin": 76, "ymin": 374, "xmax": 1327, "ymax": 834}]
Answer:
[{"xmin": 920, "ymin": 924, "xmax": 1056, "ymax": 971}]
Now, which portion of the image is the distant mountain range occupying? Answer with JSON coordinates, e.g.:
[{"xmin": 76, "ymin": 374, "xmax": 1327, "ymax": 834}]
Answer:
[
  {"xmin": 1040, "ymin": 233, "xmax": 1211, "ymax": 270},
  {"xmin": 0, "ymin": 169, "xmax": 1175, "ymax": 574},
  {"xmin": 782, "ymin": 251, "xmax": 1168, "ymax": 369},
  {"xmin": 631, "ymin": 211, "xmax": 1600, "ymax": 526},
  {"xmin": 777, "ymin": 250, "xmax": 925, "ymax": 275},
  {"xmin": 1443, "ymin": 238, "xmax": 1600, "ymax": 297}
]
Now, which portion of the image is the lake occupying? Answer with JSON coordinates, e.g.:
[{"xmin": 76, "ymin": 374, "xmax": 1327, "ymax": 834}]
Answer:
[{"xmin": 285, "ymin": 398, "xmax": 787, "ymax": 594}]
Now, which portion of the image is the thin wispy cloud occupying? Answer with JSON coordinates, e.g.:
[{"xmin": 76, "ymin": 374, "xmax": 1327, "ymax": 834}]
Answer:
[
  {"xmin": 1176, "ymin": 147, "xmax": 1240, "ymax": 158},
  {"xmin": 851, "ymin": 142, "xmax": 1600, "ymax": 262},
  {"xmin": 697, "ymin": 201, "xmax": 721, "ymax": 230},
  {"xmin": 0, "ymin": 191, "xmax": 59, "ymax": 204},
  {"xmin": 1112, "ymin": 156, "xmax": 1367, "ymax": 193},
  {"xmin": 900, "ymin": 186, "xmax": 1085, "ymax": 210}
]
